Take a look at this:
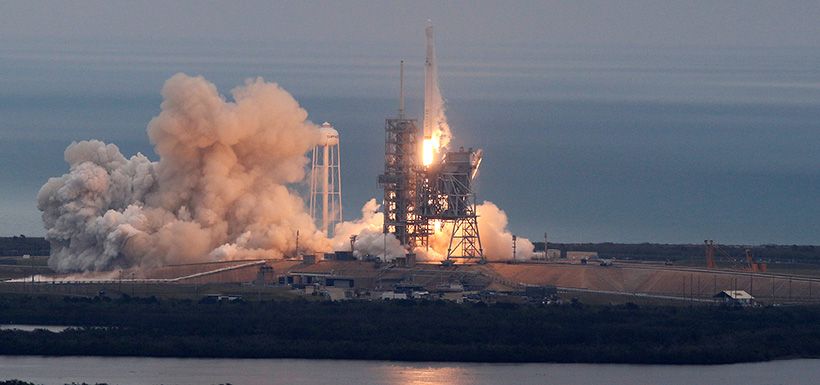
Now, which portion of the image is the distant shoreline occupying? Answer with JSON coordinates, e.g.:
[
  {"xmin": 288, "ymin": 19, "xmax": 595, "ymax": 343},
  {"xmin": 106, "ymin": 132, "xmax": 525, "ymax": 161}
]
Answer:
[{"xmin": 0, "ymin": 354, "xmax": 817, "ymax": 365}]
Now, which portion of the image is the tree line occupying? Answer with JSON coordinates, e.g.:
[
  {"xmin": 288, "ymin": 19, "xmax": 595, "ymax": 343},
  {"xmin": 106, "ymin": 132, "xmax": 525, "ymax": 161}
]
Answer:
[
  {"xmin": 2, "ymin": 295, "xmax": 820, "ymax": 364},
  {"xmin": 535, "ymin": 242, "xmax": 820, "ymax": 263}
]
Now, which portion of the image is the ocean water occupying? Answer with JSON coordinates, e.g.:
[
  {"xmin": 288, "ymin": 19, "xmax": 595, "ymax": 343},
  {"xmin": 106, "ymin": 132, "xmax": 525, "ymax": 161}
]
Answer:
[{"xmin": 1, "ymin": 39, "xmax": 818, "ymax": 244}]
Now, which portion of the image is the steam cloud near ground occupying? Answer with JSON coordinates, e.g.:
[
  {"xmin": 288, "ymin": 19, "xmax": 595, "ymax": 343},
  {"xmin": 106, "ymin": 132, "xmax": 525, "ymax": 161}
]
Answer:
[
  {"xmin": 38, "ymin": 74, "xmax": 531, "ymax": 272},
  {"xmin": 416, "ymin": 203, "xmax": 534, "ymax": 262},
  {"xmin": 336, "ymin": 199, "xmax": 533, "ymax": 263}
]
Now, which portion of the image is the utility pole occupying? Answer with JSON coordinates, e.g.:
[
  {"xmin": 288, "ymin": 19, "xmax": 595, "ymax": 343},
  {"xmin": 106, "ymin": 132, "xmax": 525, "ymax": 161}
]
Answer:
[
  {"xmin": 295, "ymin": 230, "xmax": 300, "ymax": 258},
  {"xmin": 512, "ymin": 235, "xmax": 517, "ymax": 261},
  {"xmin": 257, "ymin": 267, "xmax": 264, "ymax": 302},
  {"xmin": 772, "ymin": 276, "xmax": 775, "ymax": 301},
  {"xmin": 750, "ymin": 273, "xmax": 753, "ymax": 297},
  {"xmin": 544, "ymin": 232, "xmax": 548, "ymax": 260},
  {"xmin": 690, "ymin": 273, "xmax": 694, "ymax": 301}
]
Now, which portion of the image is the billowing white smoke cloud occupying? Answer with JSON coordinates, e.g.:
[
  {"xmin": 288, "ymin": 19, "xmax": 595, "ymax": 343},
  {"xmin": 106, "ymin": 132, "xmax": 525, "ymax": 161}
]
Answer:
[
  {"xmin": 414, "ymin": 201, "xmax": 534, "ymax": 262},
  {"xmin": 350, "ymin": 230, "xmax": 405, "ymax": 262},
  {"xmin": 38, "ymin": 74, "xmax": 331, "ymax": 272},
  {"xmin": 476, "ymin": 202, "xmax": 534, "ymax": 261},
  {"xmin": 331, "ymin": 199, "xmax": 404, "ymax": 261}
]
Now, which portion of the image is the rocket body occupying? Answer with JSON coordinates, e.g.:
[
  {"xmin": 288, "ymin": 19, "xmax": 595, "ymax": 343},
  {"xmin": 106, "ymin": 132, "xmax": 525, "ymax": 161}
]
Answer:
[{"xmin": 423, "ymin": 22, "xmax": 435, "ymax": 140}]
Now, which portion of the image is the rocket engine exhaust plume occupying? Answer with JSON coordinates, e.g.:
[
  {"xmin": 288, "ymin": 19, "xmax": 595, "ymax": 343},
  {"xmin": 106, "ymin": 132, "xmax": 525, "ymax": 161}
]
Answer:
[
  {"xmin": 422, "ymin": 21, "xmax": 452, "ymax": 166},
  {"xmin": 38, "ymin": 74, "xmax": 333, "ymax": 272}
]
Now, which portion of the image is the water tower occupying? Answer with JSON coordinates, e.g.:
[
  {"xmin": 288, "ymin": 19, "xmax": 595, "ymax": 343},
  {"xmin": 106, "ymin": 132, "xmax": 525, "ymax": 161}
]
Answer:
[{"xmin": 310, "ymin": 122, "xmax": 342, "ymax": 237}]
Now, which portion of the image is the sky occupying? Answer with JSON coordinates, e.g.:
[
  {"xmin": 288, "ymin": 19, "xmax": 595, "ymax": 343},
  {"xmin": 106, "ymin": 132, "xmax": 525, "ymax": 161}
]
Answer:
[
  {"xmin": 1, "ymin": 1, "xmax": 819, "ymax": 245},
  {"xmin": 2, "ymin": 1, "xmax": 820, "ymax": 47}
]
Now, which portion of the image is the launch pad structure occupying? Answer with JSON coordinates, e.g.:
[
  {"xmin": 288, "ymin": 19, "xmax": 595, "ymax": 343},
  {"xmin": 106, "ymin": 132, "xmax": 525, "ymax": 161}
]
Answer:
[
  {"xmin": 419, "ymin": 148, "xmax": 484, "ymax": 262},
  {"xmin": 379, "ymin": 26, "xmax": 484, "ymax": 264},
  {"xmin": 379, "ymin": 108, "xmax": 422, "ymax": 246}
]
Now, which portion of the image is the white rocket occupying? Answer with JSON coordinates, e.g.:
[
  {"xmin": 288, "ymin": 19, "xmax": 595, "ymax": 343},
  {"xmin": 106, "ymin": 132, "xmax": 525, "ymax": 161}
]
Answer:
[{"xmin": 423, "ymin": 20, "xmax": 436, "ymax": 141}]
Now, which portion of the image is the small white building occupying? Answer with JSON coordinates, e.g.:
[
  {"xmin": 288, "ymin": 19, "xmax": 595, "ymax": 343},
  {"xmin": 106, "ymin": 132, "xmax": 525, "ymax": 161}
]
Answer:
[
  {"xmin": 531, "ymin": 249, "xmax": 562, "ymax": 260},
  {"xmin": 380, "ymin": 291, "xmax": 408, "ymax": 300},
  {"xmin": 567, "ymin": 251, "xmax": 598, "ymax": 261},
  {"xmin": 713, "ymin": 290, "xmax": 755, "ymax": 306}
]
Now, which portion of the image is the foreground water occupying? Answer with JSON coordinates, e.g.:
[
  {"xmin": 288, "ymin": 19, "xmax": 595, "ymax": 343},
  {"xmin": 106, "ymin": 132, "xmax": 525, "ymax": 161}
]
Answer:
[{"xmin": 1, "ymin": 356, "xmax": 818, "ymax": 385}]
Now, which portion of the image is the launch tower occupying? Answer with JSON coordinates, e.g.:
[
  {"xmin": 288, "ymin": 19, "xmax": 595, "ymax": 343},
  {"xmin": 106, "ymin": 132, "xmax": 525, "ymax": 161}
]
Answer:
[
  {"xmin": 379, "ymin": 23, "xmax": 484, "ymax": 263},
  {"xmin": 419, "ymin": 148, "xmax": 484, "ymax": 261},
  {"xmin": 379, "ymin": 62, "xmax": 424, "ymax": 246}
]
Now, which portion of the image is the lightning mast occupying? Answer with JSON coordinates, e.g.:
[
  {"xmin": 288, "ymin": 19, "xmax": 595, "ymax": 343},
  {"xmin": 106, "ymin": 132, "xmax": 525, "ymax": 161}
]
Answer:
[{"xmin": 379, "ymin": 62, "xmax": 421, "ymax": 247}]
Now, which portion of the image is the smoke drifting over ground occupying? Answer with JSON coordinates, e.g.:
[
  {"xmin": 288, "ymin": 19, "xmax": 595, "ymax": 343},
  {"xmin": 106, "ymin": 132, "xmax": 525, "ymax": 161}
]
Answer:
[
  {"xmin": 476, "ymin": 202, "xmax": 534, "ymax": 261},
  {"xmin": 414, "ymin": 202, "xmax": 534, "ymax": 262},
  {"xmin": 39, "ymin": 74, "xmax": 331, "ymax": 272},
  {"xmin": 331, "ymin": 199, "xmax": 404, "ymax": 261}
]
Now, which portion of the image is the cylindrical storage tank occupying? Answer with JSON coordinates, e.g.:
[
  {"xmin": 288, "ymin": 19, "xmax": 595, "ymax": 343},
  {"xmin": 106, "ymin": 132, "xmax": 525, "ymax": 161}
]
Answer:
[{"xmin": 318, "ymin": 122, "xmax": 339, "ymax": 146}]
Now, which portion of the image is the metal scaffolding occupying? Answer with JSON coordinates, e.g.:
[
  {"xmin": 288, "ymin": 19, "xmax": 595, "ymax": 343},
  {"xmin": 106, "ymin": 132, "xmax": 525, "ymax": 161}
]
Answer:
[
  {"xmin": 378, "ymin": 24, "xmax": 485, "ymax": 264},
  {"xmin": 378, "ymin": 116, "xmax": 421, "ymax": 246},
  {"xmin": 419, "ymin": 149, "xmax": 484, "ymax": 262}
]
